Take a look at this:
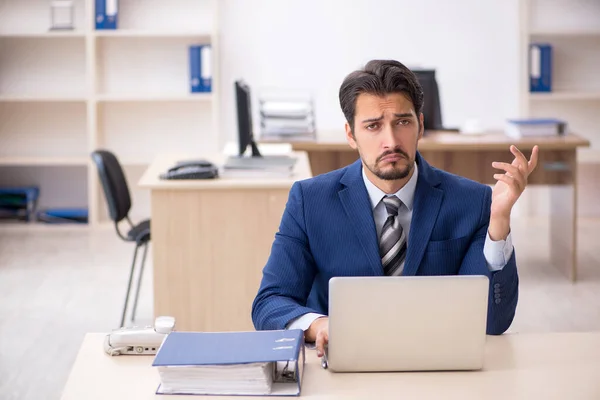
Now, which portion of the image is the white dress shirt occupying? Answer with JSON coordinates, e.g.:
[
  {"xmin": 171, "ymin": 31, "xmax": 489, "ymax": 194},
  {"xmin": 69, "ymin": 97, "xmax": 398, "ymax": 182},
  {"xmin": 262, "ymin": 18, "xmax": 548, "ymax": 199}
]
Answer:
[{"xmin": 287, "ymin": 162, "xmax": 513, "ymax": 331}]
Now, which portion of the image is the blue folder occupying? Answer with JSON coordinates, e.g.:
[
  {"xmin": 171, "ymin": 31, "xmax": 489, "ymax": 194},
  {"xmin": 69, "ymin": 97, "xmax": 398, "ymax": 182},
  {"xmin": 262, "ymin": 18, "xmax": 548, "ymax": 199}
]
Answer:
[
  {"xmin": 95, "ymin": 0, "xmax": 117, "ymax": 29},
  {"xmin": 152, "ymin": 330, "xmax": 305, "ymax": 396},
  {"xmin": 189, "ymin": 45, "xmax": 203, "ymax": 93},
  {"xmin": 529, "ymin": 43, "xmax": 552, "ymax": 92},
  {"xmin": 104, "ymin": 0, "xmax": 118, "ymax": 29},
  {"xmin": 189, "ymin": 45, "xmax": 212, "ymax": 93},
  {"xmin": 95, "ymin": 0, "xmax": 106, "ymax": 29},
  {"xmin": 37, "ymin": 208, "xmax": 88, "ymax": 224}
]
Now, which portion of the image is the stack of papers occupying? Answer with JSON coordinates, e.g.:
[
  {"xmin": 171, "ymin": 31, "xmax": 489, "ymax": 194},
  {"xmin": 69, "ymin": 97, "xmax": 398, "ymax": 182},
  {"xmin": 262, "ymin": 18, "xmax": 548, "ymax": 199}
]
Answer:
[
  {"xmin": 156, "ymin": 362, "xmax": 274, "ymax": 395},
  {"xmin": 259, "ymin": 94, "xmax": 316, "ymax": 141},
  {"xmin": 152, "ymin": 330, "xmax": 305, "ymax": 396},
  {"xmin": 505, "ymin": 118, "xmax": 566, "ymax": 139}
]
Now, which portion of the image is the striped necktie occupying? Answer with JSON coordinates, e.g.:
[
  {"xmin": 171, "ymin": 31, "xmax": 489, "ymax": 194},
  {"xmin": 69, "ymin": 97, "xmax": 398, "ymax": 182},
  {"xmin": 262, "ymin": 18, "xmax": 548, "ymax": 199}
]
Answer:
[{"xmin": 380, "ymin": 195, "xmax": 407, "ymax": 276}]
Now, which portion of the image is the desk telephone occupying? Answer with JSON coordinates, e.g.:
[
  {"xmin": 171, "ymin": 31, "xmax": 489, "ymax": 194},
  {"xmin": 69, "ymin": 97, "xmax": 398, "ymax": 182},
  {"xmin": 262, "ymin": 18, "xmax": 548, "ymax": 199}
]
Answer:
[
  {"xmin": 104, "ymin": 316, "xmax": 175, "ymax": 356},
  {"xmin": 160, "ymin": 159, "xmax": 218, "ymax": 180}
]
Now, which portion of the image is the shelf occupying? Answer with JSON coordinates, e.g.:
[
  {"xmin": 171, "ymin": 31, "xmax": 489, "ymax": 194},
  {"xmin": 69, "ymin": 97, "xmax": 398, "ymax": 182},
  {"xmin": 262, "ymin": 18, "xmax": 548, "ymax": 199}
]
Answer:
[
  {"xmin": 0, "ymin": 164, "xmax": 89, "ymax": 213},
  {"xmin": 530, "ymin": 30, "xmax": 600, "ymax": 37},
  {"xmin": 529, "ymin": 92, "xmax": 600, "ymax": 101},
  {"xmin": 0, "ymin": 221, "xmax": 91, "ymax": 232},
  {"xmin": 0, "ymin": 36, "xmax": 86, "ymax": 96},
  {"xmin": 0, "ymin": 0, "xmax": 219, "ymax": 226},
  {"xmin": 94, "ymin": 30, "xmax": 212, "ymax": 39},
  {"xmin": 0, "ymin": 95, "xmax": 86, "ymax": 102},
  {"xmin": 0, "ymin": 0, "xmax": 87, "ymax": 38},
  {"xmin": 96, "ymin": 35, "xmax": 211, "ymax": 95},
  {"xmin": 97, "ymin": 101, "xmax": 212, "ymax": 165},
  {"xmin": 96, "ymin": 93, "xmax": 212, "ymax": 102},
  {"xmin": 0, "ymin": 157, "xmax": 88, "ymax": 166},
  {"xmin": 113, "ymin": 0, "xmax": 215, "ymax": 33},
  {"xmin": 0, "ymin": 102, "xmax": 88, "ymax": 161},
  {"xmin": 0, "ymin": 31, "xmax": 86, "ymax": 38}
]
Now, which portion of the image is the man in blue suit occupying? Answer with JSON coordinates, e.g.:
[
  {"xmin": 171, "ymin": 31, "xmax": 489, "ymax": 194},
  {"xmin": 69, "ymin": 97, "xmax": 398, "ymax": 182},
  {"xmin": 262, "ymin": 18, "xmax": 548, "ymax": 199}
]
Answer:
[{"xmin": 252, "ymin": 59, "xmax": 539, "ymax": 357}]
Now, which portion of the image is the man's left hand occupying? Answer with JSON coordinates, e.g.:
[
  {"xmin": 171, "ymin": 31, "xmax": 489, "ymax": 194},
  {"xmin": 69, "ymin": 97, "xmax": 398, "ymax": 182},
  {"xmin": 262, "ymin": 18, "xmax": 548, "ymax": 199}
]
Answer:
[{"xmin": 489, "ymin": 145, "xmax": 539, "ymax": 241}]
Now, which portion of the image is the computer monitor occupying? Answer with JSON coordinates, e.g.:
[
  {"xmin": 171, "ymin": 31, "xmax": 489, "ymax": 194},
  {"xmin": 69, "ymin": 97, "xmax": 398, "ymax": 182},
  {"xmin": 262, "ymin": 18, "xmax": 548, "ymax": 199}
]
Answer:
[
  {"xmin": 235, "ymin": 80, "xmax": 262, "ymax": 157},
  {"xmin": 411, "ymin": 69, "xmax": 447, "ymax": 132}
]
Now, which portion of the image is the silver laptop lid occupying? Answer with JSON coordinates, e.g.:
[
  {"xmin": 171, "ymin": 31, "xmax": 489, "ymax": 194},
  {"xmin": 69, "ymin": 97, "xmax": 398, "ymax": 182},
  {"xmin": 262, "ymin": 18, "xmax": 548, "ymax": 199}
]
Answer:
[{"xmin": 327, "ymin": 275, "xmax": 489, "ymax": 372}]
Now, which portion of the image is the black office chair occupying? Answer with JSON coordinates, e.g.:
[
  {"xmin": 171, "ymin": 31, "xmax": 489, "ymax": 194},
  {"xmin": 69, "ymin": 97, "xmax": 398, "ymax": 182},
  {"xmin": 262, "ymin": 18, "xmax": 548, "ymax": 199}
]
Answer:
[{"xmin": 91, "ymin": 150, "xmax": 151, "ymax": 328}]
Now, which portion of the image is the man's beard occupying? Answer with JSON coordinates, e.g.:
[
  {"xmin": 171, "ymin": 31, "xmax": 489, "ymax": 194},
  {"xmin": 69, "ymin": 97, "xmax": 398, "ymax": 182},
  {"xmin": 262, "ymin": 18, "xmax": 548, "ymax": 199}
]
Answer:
[{"xmin": 366, "ymin": 148, "xmax": 413, "ymax": 181}]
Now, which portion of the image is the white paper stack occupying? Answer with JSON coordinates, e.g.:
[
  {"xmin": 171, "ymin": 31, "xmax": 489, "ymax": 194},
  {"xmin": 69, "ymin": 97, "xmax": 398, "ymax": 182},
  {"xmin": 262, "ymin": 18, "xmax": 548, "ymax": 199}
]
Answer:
[
  {"xmin": 156, "ymin": 362, "xmax": 274, "ymax": 395},
  {"xmin": 259, "ymin": 93, "xmax": 316, "ymax": 141}
]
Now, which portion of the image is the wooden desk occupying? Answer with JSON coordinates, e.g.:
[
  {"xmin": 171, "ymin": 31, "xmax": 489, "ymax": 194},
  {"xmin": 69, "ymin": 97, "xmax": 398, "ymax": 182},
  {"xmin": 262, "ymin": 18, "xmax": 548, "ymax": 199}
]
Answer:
[
  {"xmin": 138, "ymin": 152, "xmax": 312, "ymax": 332},
  {"xmin": 273, "ymin": 132, "xmax": 590, "ymax": 281},
  {"xmin": 61, "ymin": 332, "xmax": 600, "ymax": 399}
]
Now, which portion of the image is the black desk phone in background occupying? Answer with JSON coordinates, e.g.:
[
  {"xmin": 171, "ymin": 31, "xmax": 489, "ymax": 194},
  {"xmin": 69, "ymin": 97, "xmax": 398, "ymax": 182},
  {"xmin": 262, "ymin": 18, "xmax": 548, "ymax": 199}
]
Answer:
[{"xmin": 160, "ymin": 159, "xmax": 219, "ymax": 180}]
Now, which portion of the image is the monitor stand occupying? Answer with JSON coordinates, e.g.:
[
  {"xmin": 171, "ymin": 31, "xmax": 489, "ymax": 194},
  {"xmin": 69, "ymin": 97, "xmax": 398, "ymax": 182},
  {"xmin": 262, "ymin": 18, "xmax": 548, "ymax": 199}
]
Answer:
[{"xmin": 250, "ymin": 140, "xmax": 262, "ymax": 157}]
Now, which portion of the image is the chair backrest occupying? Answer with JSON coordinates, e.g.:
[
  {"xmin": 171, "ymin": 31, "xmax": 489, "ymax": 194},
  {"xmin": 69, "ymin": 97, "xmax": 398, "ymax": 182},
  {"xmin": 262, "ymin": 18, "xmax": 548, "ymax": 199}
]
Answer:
[{"xmin": 91, "ymin": 150, "xmax": 132, "ymax": 223}]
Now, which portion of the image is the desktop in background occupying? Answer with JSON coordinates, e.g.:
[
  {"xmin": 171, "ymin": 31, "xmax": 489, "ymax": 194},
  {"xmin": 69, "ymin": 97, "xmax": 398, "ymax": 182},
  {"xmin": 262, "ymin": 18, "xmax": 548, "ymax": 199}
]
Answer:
[{"xmin": 411, "ymin": 69, "xmax": 457, "ymax": 133}]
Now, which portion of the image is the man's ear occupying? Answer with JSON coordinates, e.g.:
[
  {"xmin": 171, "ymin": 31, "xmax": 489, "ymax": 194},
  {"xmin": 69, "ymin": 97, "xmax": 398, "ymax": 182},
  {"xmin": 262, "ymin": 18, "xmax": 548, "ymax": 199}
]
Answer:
[
  {"xmin": 345, "ymin": 122, "xmax": 358, "ymax": 150},
  {"xmin": 418, "ymin": 113, "xmax": 425, "ymax": 140}
]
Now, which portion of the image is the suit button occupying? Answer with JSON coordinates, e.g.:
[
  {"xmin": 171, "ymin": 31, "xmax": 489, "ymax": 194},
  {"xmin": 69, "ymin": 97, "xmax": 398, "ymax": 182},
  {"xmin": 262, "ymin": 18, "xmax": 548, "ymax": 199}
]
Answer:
[
  {"xmin": 494, "ymin": 283, "xmax": 500, "ymax": 289},
  {"xmin": 494, "ymin": 293, "xmax": 501, "ymax": 299},
  {"xmin": 494, "ymin": 288, "xmax": 501, "ymax": 294},
  {"xmin": 495, "ymin": 298, "xmax": 501, "ymax": 304}
]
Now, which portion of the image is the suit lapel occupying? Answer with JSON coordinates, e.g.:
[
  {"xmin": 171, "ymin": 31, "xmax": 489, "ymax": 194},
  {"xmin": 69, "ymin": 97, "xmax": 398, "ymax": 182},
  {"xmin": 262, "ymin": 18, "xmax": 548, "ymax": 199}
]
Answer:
[
  {"xmin": 338, "ymin": 160, "xmax": 383, "ymax": 276},
  {"xmin": 402, "ymin": 153, "xmax": 444, "ymax": 276}
]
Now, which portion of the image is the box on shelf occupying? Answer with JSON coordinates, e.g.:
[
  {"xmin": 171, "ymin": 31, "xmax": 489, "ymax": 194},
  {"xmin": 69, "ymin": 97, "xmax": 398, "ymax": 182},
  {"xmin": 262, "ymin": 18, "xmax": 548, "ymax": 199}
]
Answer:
[
  {"xmin": 50, "ymin": 1, "xmax": 75, "ymax": 31},
  {"xmin": 0, "ymin": 186, "xmax": 40, "ymax": 222}
]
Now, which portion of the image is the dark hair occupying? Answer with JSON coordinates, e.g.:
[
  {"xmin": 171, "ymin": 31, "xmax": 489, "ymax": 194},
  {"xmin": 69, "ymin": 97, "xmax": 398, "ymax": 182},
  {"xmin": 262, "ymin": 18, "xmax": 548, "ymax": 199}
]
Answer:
[{"xmin": 339, "ymin": 59, "xmax": 424, "ymax": 133}]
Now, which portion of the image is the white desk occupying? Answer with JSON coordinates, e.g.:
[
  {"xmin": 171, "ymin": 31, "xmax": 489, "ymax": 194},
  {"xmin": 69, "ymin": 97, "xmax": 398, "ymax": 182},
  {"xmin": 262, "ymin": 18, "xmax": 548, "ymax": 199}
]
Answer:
[
  {"xmin": 61, "ymin": 332, "xmax": 600, "ymax": 399},
  {"xmin": 138, "ymin": 151, "xmax": 312, "ymax": 332}
]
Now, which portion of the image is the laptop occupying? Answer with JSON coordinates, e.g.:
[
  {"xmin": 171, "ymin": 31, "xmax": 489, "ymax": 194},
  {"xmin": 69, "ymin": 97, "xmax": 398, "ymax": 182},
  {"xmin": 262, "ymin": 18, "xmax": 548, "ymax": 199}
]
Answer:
[{"xmin": 325, "ymin": 275, "xmax": 489, "ymax": 372}]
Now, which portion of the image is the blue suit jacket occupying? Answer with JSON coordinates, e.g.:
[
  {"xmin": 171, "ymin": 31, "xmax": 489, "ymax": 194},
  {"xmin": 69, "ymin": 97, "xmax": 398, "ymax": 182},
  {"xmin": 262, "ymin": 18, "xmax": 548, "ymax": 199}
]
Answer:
[{"xmin": 251, "ymin": 152, "xmax": 519, "ymax": 335}]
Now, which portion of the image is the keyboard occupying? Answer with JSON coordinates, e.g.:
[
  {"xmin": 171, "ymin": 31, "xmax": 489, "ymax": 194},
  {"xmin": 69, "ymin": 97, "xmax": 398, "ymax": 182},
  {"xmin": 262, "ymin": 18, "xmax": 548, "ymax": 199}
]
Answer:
[{"xmin": 224, "ymin": 155, "xmax": 297, "ymax": 169}]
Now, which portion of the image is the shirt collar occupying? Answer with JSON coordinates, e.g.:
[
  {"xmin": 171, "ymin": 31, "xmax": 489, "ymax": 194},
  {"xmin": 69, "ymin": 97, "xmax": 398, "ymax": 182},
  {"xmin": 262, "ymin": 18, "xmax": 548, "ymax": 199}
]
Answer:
[{"xmin": 362, "ymin": 161, "xmax": 418, "ymax": 211}]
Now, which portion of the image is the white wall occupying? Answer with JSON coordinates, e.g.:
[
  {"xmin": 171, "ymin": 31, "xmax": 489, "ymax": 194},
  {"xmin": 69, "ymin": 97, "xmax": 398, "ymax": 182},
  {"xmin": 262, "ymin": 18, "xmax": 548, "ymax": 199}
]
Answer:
[{"xmin": 218, "ymin": 0, "xmax": 521, "ymax": 145}]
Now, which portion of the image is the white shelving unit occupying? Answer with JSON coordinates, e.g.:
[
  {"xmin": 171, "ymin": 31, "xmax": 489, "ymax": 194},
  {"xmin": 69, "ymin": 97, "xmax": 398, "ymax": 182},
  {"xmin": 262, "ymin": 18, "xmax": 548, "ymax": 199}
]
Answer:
[
  {"xmin": 520, "ymin": 0, "xmax": 600, "ymax": 162},
  {"xmin": 0, "ymin": 0, "xmax": 220, "ymax": 226},
  {"xmin": 519, "ymin": 0, "xmax": 600, "ymax": 216}
]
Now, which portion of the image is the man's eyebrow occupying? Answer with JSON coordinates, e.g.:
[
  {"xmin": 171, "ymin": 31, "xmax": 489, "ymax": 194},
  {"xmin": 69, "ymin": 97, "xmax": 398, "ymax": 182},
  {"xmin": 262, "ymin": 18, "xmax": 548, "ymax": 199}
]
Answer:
[
  {"xmin": 361, "ymin": 113, "xmax": 414, "ymax": 123},
  {"xmin": 361, "ymin": 115, "xmax": 383, "ymax": 124}
]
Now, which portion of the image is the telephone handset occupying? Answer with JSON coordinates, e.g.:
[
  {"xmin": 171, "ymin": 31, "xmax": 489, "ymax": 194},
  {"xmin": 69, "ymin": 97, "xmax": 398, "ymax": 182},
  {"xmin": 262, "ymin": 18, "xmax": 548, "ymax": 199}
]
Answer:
[
  {"xmin": 159, "ymin": 159, "xmax": 218, "ymax": 180},
  {"xmin": 104, "ymin": 316, "xmax": 175, "ymax": 356}
]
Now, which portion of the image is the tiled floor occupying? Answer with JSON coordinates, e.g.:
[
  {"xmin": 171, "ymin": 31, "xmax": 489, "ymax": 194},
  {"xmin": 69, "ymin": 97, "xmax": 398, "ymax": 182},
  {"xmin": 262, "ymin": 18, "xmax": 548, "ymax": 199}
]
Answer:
[{"xmin": 0, "ymin": 217, "xmax": 599, "ymax": 400}]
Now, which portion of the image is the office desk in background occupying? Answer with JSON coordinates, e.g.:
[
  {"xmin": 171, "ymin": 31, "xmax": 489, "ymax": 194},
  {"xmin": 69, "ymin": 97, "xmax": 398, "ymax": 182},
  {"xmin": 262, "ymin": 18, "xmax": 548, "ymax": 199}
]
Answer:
[
  {"xmin": 138, "ymin": 152, "xmax": 312, "ymax": 332},
  {"xmin": 60, "ymin": 332, "xmax": 600, "ymax": 399},
  {"xmin": 265, "ymin": 132, "xmax": 590, "ymax": 282}
]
